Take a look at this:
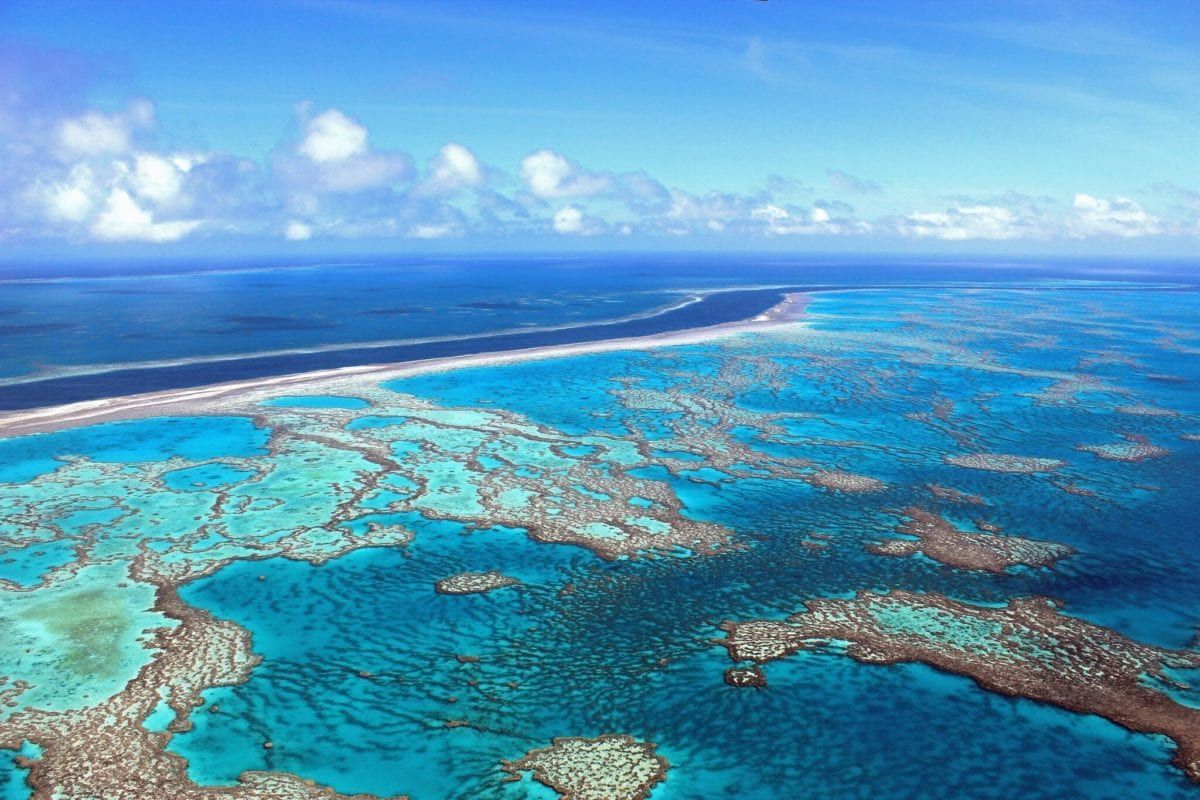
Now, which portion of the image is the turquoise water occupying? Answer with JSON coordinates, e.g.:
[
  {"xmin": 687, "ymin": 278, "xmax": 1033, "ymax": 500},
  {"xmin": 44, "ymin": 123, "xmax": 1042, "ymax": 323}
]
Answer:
[
  {"xmin": 0, "ymin": 415, "xmax": 268, "ymax": 484},
  {"xmin": 0, "ymin": 743, "xmax": 38, "ymax": 800},
  {"xmin": 2, "ymin": 284, "xmax": 1199, "ymax": 798}
]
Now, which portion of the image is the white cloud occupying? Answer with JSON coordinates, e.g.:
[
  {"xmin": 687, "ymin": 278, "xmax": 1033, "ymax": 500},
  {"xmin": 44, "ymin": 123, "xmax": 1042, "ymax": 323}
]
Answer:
[
  {"xmin": 46, "ymin": 183, "xmax": 93, "ymax": 222},
  {"xmin": 298, "ymin": 109, "xmax": 368, "ymax": 163},
  {"xmin": 751, "ymin": 202, "xmax": 869, "ymax": 235},
  {"xmin": 316, "ymin": 153, "xmax": 412, "ymax": 192},
  {"xmin": 890, "ymin": 193, "xmax": 1177, "ymax": 241},
  {"xmin": 1068, "ymin": 193, "xmax": 1161, "ymax": 238},
  {"xmin": 2, "ymin": 59, "xmax": 1196, "ymax": 248},
  {"xmin": 129, "ymin": 153, "xmax": 190, "ymax": 205},
  {"xmin": 553, "ymin": 204, "xmax": 585, "ymax": 233},
  {"xmin": 90, "ymin": 189, "xmax": 201, "ymax": 242},
  {"xmin": 418, "ymin": 142, "xmax": 484, "ymax": 196},
  {"xmin": 58, "ymin": 112, "xmax": 131, "ymax": 158},
  {"xmin": 664, "ymin": 189, "xmax": 752, "ymax": 225},
  {"xmin": 895, "ymin": 204, "xmax": 1029, "ymax": 240},
  {"xmin": 409, "ymin": 223, "xmax": 459, "ymax": 239},
  {"xmin": 520, "ymin": 149, "xmax": 611, "ymax": 199},
  {"xmin": 552, "ymin": 204, "xmax": 606, "ymax": 235},
  {"xmin": 35, "ymin": 163, "xmax": 96, "ymax": 222},
  {"xmin": 281, "ymin": 106, "xmax": 413, "ymax": 193},
  {"xmin": 751, "ymin": 203, "xmax": 788, "ymax": 225},
  {"xmin": 55, "ymin": 99, "xmax": 155, "ymax": 160},
  {"xmin": 284, "ymin": 220, "xmax": 313, "ymax": 241}
]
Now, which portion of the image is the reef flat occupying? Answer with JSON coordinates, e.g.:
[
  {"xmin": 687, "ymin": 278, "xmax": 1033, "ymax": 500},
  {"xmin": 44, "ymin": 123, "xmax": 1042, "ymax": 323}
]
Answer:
[
  {"xmin": 502, "ymin": 735, "xmax": 668, "ymax": 800},
  {"xmin": 1078, "ymin": 435, "xmax": 1170, "ymax": 462},
  {"xmin": 435, "ymin": 571, "xmax": 520, "ymax": 595},
  {"xmin": 2, "ymin": 284, "xmax": 1200, "ymax": 799},
  {"xmin": 867, "ymin": 507, "xmax": 1073, "ymax": 573},
  {"xmin": 719, "ymin": 590, "xmax": 1200, "ymax": 781}
]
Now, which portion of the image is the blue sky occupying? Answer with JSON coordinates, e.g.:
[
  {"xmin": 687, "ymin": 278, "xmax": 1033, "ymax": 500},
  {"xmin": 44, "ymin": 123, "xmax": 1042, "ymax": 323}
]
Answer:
[{"xmin": 1, "ymin": 0, "xmax": 1198, "ymax": 255}]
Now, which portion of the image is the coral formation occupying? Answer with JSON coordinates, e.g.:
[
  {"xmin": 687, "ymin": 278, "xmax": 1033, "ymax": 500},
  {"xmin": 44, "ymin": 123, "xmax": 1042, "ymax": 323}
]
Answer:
[
  {"xmin": 434, "ymin": 571, "xmax": 519, "ymax": 595},
  {"xmin": 866, "ymin": 508, "xmax": 1073, "ymax": 573},
  {"xmin": 502, "ymin": 734, "xmax": 668, "ymax": 800},
  {"xmin": 720, "ymin": 590, "xmax": 1200, "ymax": 783}
]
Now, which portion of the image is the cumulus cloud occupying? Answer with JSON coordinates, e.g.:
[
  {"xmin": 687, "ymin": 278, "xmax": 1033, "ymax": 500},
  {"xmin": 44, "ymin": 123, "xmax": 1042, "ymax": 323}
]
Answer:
[
  {"xmin": 661, "ymin": 189, "xmax": 759, "ymax": 227},
  {"xmin": 1067, "ymin": 193, "xmax": 1161, "ymax": 238},
  {"xmin": 416, "ymin": 142, "xmax": 485, "ymax": 196},
  {"xmin": 34, "ymin": 164, "xmax": 96, "ymax": 222},
  {"xmin": 298, "ymin": 109, "xmax": 367, "ymax": 162},
  {"xmin": 90, "ymin": 189, "xmax": 201, "ymax": 242},
  {"xmin": 520, "ymin": 149, "xmax": 612, "ymax": 199},
  {"xmin": 752, "ymin": 202, "xmax": 872, "ymax": 236},
  {"xmin": 55, "ymin": 98, "xmax": 154, "ymax": 159},
  {"xmin": 889, "ymin": 191, "xmax": 1183, "ymax": 241},
  {"xmin": 128, "ymin": 152, "xmax": 205, "ymax": 209},
  {"xmin": 277, "ymin": 106, "xmax": 413, "ymax": 193},
  {"xmin": 894, "ymin": 204, "xmax": 1034, "ymax": 240},
  {"xmin": 552, "ymin": 204, "xmax": 607, "ymax": 235},
  {"xmin": 0, "ymin": 51, "xmax": 1195, "ymax": 248},
  {"xmin": 9, "ymin": 97, "xmax": 209, "ymax": 242}
]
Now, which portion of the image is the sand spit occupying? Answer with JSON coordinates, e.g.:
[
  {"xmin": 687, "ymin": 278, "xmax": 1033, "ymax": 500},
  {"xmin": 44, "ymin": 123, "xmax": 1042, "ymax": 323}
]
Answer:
[{"xmin": 0, "ymin": 293, "xmax": 810, "ymax": 438}]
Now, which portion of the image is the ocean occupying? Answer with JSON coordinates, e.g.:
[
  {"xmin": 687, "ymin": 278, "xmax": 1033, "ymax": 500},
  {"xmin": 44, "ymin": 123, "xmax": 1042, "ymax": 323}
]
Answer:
[
  {"xmin": 0, "ymin": 255, "xmax": 1193, "ymax": 407},
  {"xmin": 0, "ymin": 257, "xmax": 1198, "ymax": 800}
]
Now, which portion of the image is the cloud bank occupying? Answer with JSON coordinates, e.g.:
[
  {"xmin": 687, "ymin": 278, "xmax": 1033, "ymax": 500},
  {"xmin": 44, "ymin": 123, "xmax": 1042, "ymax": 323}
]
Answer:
[{"xmin": 0, "ymin": 72, "xmax": 1195, "ymax": 248}]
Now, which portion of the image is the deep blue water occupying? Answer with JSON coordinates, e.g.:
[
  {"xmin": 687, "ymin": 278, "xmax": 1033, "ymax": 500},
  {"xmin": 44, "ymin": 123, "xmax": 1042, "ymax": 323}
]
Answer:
[{"xmin": 0, "ymin": 255, "xmax": 1195, "ymax": 409}]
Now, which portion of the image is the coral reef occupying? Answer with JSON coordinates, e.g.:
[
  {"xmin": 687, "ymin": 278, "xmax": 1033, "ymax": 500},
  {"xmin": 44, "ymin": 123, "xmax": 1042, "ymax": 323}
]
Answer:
[
  {"xmin": 502, "ymin": 734, "xmax": 668, "ymax": 800},
  {"xmin": 945, "ymin": 454, "xmax": 1064, "ymax": 473},
  {"xmin": 720, "ymin": 590, "xmax": 1200, "ymax": 783},
  {"xmin": 866, "ymin": 508, "xmax": 1072, "ymax": 573},
  {"xmin": 1078, "ymin": 435, "xmax": 1169, "ymax": 462},
  {"xmin": 434, "ymin": 571, "xmax": 519, "ymax": 595}
]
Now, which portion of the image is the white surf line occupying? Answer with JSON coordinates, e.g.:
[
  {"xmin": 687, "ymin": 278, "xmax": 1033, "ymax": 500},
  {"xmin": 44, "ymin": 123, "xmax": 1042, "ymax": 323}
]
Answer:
[{"xmin": 0, "ymin": 293, "xmax": 811, "ymax": 438}]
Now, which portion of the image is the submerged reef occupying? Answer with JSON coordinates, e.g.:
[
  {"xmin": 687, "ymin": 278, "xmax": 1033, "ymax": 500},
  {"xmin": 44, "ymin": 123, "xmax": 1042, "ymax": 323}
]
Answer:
[
  {"xmin": 1115, "ymin": 404, "xmax": 1179, "ymax": 418},
  {"xmin": 1078, "ymin": 435, "xmax": 1169, "ymax": 462},
  {"xmin": 945, "ymin": 454, "xmax": 1065, "ymax": 473},
  {"xmin": 926, "ymin": 484, "xmax": 986, "ymax": 506},
  {"xmin": 502, "ymin": 734, "xmax": 668, "ymax": 800},
  {"xmin": 0, "ymin": 586, "xmax": 406, "ymax": 800},
  {"xmin": 805, "ymin": 469, "xmax": 885, "ymax": 493},
  {"xmin": 723, "ymin": 666, "xmax": 767, "ymax": 688},
  {"xmin": 434, "ymin": 570, "xmax": 519, "ymax": 595},
  {"xmin": 720, "ymin": 590, "xmax": 1200, "ymax": 783},
  {"xmin": 867, "ymin": 507, "xmax": 1073, "ymax": 573}
]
